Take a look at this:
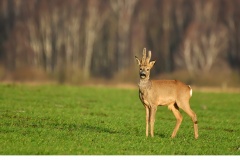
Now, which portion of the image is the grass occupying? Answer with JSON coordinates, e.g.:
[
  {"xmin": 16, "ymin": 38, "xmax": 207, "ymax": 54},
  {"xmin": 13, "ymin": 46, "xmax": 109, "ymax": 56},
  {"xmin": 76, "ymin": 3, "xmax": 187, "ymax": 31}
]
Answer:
[{"xmin": 0, "ymin": 84, "xmax": 239, "ymax": 155}]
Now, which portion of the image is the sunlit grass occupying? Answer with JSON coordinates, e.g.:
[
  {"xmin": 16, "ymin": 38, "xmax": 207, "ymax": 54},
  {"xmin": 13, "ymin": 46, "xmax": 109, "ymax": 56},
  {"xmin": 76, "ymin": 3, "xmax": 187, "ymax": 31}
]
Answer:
[{"xmin": 0, "ymin": 84, "xmax": 239, "ymax": 155}]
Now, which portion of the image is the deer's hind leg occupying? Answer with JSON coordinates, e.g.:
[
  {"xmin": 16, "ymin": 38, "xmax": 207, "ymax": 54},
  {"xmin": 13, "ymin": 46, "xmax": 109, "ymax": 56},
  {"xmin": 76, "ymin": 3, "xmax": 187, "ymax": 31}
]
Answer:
[
  {"xmin": 169, "ymin": 103, "xmax": 183, "ymax": 138},
  {"xmin": 177, "ymin": 101, "xmax": 198, "ymax": 139}
]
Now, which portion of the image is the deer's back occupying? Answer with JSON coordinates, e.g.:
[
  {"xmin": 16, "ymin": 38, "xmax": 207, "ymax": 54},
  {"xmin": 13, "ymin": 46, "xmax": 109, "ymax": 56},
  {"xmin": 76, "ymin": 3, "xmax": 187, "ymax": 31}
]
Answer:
[{"xmin": 148, "ymin": 80, "xmax": 191, "ymax": 106}]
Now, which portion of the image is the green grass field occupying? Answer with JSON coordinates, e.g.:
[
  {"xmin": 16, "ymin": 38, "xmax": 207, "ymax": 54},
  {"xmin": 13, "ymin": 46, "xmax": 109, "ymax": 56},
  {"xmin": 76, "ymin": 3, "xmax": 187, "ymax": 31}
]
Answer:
[{"xmin": 0, "ymin": 84, "xmax": 239, "ymax": 155}]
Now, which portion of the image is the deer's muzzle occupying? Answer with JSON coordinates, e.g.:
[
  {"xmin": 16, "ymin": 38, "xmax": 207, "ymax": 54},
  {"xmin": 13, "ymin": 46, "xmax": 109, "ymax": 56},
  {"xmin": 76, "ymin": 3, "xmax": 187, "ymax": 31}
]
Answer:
[{"xmin": 140, "ymin": 72, "xmax": 146, "ymax": 79}]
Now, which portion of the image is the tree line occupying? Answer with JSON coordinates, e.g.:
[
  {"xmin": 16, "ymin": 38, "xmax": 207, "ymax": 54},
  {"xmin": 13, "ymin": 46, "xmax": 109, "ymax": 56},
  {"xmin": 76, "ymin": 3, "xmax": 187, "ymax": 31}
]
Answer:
[{"xmin": 0, "ymin": 0, "xmax": 240, "ymax": 83}]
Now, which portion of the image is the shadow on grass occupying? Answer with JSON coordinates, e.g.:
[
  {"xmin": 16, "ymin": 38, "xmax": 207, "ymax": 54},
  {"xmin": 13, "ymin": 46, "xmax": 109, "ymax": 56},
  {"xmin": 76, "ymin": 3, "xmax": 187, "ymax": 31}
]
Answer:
[
  {"xmin": 80, "ymin": 123, "xmax": 120, "ymax": 134},
  {"xmin": 154, "ymin": 133, "xmax": 168, "ymax": 138},
  {"xmin": 41, "ymin": 121, "xmax": 120, "ymax": 135}
]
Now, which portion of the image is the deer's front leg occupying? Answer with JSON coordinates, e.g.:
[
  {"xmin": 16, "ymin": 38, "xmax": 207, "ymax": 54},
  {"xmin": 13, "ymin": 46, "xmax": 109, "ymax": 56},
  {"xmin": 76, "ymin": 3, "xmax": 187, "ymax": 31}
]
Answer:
[
  {"xmin": 145, "ymin": 106, "xmax": 150, "ymax": 137},
  {"xmin": 150, "ymin": 107, "xmax": 157, "ymax": 137}
]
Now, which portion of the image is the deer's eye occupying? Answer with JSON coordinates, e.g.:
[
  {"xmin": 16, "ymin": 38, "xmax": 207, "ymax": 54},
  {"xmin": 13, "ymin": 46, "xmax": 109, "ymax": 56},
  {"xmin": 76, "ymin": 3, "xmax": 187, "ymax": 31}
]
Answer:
[{"xmin": 146, "ymin": 69, "xmax": 149, "ymax": 71}]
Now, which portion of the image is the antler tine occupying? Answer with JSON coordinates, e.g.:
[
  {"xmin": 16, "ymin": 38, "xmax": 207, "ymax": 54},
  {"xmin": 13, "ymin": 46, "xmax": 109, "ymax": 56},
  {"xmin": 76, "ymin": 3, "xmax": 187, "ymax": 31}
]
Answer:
[
  {"xmin": 142, "ymin": 48, "xmax": 147, "ymax": 63},
  {"xmin": 146, "ymin": 51, "xmax": 151, "ymax": 63}
]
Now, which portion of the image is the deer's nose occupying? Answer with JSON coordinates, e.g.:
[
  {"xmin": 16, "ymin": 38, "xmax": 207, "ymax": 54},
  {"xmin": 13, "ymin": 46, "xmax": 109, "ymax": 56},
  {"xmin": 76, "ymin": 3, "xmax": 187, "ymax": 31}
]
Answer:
[
  {"xmin": 140, "ymin": 70, "xmax": 146, "ymax": 75},
  {"xmin": 140, "ymin": 71, "xmax": 146, "ymax": 78}
]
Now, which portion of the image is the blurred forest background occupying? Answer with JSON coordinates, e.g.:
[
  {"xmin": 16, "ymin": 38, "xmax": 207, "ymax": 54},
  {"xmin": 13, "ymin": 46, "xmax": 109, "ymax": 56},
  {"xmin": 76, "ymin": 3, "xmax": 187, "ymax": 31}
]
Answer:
[{"xmin": 0, "ymin": 0, "xmax": 240, "ymax": 87}]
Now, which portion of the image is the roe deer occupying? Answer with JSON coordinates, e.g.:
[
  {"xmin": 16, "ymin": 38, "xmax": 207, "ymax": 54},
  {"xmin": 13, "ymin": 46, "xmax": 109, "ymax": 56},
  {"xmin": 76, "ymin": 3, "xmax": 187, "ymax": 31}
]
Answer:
[{"xmin": 135, "ymin": 48, "xmax": 198, "ymax": 139}]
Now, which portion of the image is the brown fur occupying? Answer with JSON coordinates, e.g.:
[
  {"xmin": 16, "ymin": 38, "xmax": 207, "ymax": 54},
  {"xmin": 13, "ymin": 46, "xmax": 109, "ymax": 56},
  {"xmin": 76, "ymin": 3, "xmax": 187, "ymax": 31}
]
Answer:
[{"xmin": 135, "ymin": 48, "xmax": 198, "ymax": 139}]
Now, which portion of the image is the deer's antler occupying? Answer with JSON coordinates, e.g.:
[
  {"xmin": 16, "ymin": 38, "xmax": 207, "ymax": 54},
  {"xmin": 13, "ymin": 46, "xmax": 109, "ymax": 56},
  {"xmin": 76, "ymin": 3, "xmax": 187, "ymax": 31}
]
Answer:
[
  {"xmin": 141, "ymin": 48, "xmax": 152, "ymax": 64},
  {"xmin": 146, "ymin": 51, "xmax": 151, "ymax": 63},
  {"xmin": 142, "ymin": 48, "xmax": 147, "ymax": 63}
]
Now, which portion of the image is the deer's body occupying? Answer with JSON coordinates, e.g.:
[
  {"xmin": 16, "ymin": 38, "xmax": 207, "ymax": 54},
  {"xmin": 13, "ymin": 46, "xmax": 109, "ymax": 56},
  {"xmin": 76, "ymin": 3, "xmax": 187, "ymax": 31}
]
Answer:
[
  {"xmin": 135, "ymin": 48, "xmax": 198, "ymax": 139},
  {"xmin": 139, "ymin": 80, "xmax": 191, "ymax": 107}
]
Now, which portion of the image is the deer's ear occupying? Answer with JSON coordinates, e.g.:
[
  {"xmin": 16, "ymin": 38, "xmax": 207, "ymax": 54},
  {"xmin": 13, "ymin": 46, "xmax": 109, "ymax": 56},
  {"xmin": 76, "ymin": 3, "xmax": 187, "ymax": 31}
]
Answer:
[
  {"xmin": 135, "ymin": 56, "xmax": 141, "ymax": 66},
  {"xmin": 149, "ymin": 60, "xmax": 156, "ymax": 68}
]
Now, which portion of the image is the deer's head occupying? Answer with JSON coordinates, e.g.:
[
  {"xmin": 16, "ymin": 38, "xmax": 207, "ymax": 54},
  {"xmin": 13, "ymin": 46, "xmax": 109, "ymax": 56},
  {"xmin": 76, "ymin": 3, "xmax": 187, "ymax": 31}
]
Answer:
[{"xmin": 135, "ymin": 48, "xmax": 156, "ymax": 80}]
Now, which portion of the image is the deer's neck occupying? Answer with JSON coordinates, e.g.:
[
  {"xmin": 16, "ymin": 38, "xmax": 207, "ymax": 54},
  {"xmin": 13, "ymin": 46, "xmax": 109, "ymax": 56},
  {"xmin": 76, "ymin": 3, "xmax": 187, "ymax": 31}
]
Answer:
[{"xmin": 138, "ymin": 79, "xmax": 151, "ymax": 94}]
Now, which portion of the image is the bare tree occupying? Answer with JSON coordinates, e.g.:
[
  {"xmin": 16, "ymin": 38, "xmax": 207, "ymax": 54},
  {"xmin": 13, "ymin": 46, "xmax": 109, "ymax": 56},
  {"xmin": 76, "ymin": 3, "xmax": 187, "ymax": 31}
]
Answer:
[
  {"xmin": 161, "ymin": 0, "xmax": 173, "ymax": 72},
  {"xmin": 110, "ymin": 0, "xmax": 138, "ymax": 71},
  {"xmin": 182, "ymin": 24, "xmax": 228, "ymax": 75},
  {"xmin": 131, "ymin": 0, "xmax": 154, "ymax": 66},
  {"xmin": 223, "ymin": 0, "xmax": 240, "ymax": 73},
  {"xmin": 181, "ymin": 0, "xmax": 229, "ymax": 75},
  {"xmin": 83, "ymin": 0, "xmax": 109, "ymax": 79}
]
